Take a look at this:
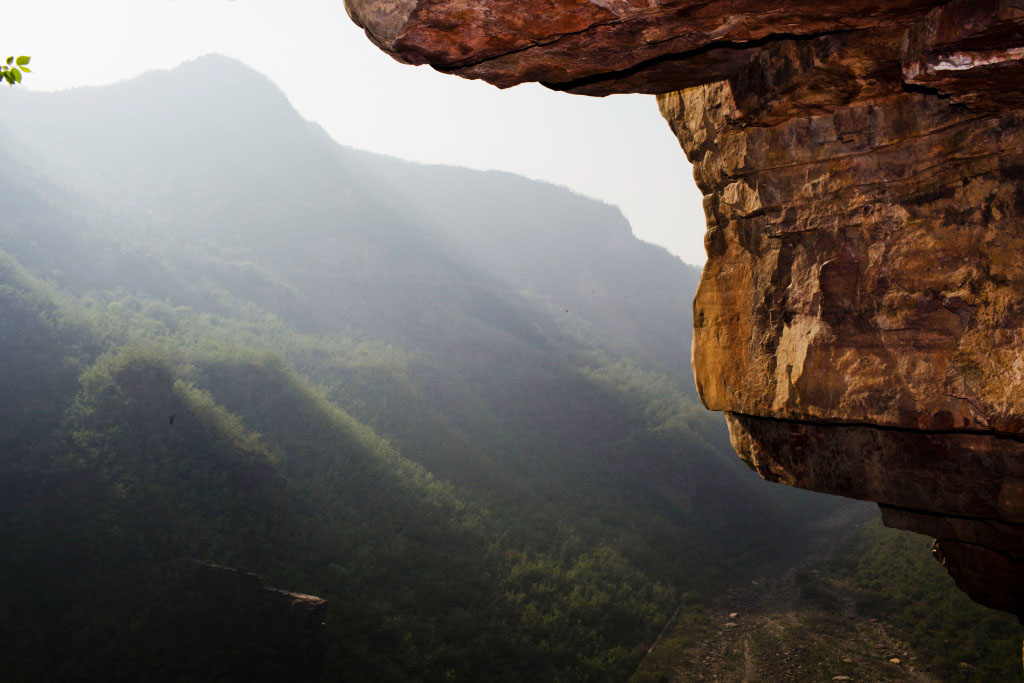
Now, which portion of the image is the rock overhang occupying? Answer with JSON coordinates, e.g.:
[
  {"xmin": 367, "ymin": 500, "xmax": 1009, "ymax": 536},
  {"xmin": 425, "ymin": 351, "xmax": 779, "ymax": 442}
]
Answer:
[
  {"xmin": 345, "ymin": 0, "xmax": 1023, "ymax": 100},
  {"xmin": 344, "ymin": 0, "xmax": 1024, "ymax": 619}
]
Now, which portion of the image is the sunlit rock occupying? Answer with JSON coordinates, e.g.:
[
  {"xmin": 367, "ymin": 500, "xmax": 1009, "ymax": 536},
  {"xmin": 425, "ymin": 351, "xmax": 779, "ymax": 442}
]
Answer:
[{"xmin": 344, "ymin": 0, "xmax": 1024, "ymax": 618}]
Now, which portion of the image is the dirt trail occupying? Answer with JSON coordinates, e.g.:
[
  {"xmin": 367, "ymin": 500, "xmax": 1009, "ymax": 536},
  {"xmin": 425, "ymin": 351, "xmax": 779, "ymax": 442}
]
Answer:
[{"xmin": 638, "ymin": 501, "xmax": 939, "ymax": 682}]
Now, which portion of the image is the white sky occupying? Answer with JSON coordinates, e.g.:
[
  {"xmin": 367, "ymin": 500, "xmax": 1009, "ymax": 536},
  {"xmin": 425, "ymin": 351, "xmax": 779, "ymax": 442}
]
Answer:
[{"xmin": 4, "ymin": 0, "xmax": 708, "ymax": 265}]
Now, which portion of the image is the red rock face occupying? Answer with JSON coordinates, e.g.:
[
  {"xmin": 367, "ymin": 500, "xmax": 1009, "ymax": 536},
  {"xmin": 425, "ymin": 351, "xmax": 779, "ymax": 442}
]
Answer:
[
  {"xmin": 344, "ymin": 0, "xmax": 1024, "ymax": 618},
  {"xmin": 903, "ymin": 0, "xmax": 1024, "ymax": 112},
  {"xmin": 346, "ymin": 0, "xmax": 954, "ymax": 89}
]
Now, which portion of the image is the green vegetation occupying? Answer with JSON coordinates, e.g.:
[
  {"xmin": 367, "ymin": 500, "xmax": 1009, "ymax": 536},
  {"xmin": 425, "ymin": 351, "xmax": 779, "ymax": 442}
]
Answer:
[
  {"xmin": 0, "ymin": 56, "xmax": 812, "ymax": 677},
  {"xmin": 830, "ymin": 520, "xmax": 1023, "ymax": 681},
  {"xmin": 0, "ymin": 257, "xmax": 756, "ymax": 679},
  {"xmin": 2, "ymin": 56, "xmax": 30, "ymax": 85},
  {"xmin": 0, "ymin": 55, "xmax": 1015, "ymax": 681}
]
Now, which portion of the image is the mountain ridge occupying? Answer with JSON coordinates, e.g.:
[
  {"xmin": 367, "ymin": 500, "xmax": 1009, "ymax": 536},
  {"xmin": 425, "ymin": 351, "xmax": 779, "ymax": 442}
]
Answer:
[{"xmin": 0, "ymin": 55, "xmax": 852, "ymax": 681}]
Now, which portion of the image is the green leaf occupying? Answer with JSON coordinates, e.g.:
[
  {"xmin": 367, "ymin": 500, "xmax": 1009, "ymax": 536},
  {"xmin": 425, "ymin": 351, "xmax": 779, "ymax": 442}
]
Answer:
[
  {"xmin": 5, "ymin": 57, "xmax": 11, "ymax": 66},
  {"xmin": 20, "ymin": 67, "xmax": 31, "ymax": 73},
  {"xmin": 15, "ymin": 56, "xmax": 29, "ymax": 66},
  {"xmin": 11, "ymin": 68, "xmax": 20, "ymax": 83}
]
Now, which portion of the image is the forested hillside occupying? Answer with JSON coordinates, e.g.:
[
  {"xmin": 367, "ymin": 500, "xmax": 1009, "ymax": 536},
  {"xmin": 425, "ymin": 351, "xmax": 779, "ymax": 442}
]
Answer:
[{"xmin": 0, "ymin": 56, "xmax": 984, "ymax": 681}]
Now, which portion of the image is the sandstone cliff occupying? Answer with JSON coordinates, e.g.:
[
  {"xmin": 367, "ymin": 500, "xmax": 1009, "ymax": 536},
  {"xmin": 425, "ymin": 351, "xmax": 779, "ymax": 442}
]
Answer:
[{"xmin": 345, "ymin": 0, "xmax": 1024, "ymax": 618}]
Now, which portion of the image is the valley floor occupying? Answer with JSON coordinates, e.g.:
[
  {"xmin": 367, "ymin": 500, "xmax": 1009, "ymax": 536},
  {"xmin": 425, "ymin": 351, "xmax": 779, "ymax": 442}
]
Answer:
[{"xmin": 635, "ymin": 503, "xmax": 943, "ymax": 682}]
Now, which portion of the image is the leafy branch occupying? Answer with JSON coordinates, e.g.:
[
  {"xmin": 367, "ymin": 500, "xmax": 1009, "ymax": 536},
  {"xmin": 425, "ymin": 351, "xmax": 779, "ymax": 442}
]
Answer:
[{"xmin": 2, "ymin": 56, "xmax": 31, "ymax": 85}]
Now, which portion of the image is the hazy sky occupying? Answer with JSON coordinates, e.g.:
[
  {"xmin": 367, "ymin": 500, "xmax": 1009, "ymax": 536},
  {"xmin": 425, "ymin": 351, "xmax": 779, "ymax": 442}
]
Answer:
[{"xmin": 5, "ymin": 0, "xmax": 708, "ymax": 265}]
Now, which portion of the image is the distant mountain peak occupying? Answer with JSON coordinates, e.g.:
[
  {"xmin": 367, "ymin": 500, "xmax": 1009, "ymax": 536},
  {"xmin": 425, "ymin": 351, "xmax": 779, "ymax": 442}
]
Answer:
[{"xmin": 121, "ymin": 53, "xmax": 297, "ymax": 117}]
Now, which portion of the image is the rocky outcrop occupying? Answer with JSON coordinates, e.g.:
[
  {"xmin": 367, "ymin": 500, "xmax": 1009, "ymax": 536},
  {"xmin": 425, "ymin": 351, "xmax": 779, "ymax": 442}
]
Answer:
[
  {"xmin": 345, "ymin": 0, "xmax": 946, "ymax": 93},
  {"xmin": 660, "ymin": 26, "xmax": 1024, "ymax": 618},
  {"xmin": 345, "ymin": 1, "xmax": 1024, "ymax": 618},
  {"xmin": 903, "ymin": 0, "xmax": 1024, "ymax": 112}
]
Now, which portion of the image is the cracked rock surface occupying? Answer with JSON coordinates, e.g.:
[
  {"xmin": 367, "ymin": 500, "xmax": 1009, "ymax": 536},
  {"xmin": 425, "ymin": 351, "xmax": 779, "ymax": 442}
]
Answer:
[{"xmin": 345, "ymin": 0, "xmax": 1024, "ymax": 617}]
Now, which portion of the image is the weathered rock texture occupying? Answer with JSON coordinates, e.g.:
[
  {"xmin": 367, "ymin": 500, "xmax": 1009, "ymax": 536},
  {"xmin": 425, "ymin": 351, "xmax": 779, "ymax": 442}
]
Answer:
[
  {"xmin": 659, "ymin": 25, "xmax": 1024, "ymax": 619},
  {"xmin": 346, "ymin": 0, "xmax": 948, "ymax": 93},
  {"xmin": 346, "ymin": 0, "xmax": 1024, "ymax": 617}
]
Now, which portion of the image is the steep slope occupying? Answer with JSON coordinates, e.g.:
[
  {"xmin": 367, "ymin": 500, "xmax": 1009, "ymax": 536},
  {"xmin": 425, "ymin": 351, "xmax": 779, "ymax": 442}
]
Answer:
[
  {"xmin": 0, "ymin": 55, "xmax": 697, "ymax": 374},
  {"xmin": 0, "ymin": 265, "xmax": 496, "ymax": 680},
  {"xmin": 0, "ymin": 57, "xmax": 795, "ymax": 552},
  {"xmin": 0, "ymin": 57, "xmax": 846, "ymax": 680},
  {"xmin": 348, "ymin": 151, "xmax": 700, "ymax": 377}
]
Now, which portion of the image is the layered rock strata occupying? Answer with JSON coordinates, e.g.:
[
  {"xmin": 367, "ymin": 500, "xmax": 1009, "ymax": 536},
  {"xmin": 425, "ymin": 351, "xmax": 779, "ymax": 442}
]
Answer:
[
  {"xmin": 346, "ymin": 0, "xmax": 1024, "ymax": 617},
  {"xmin": 661, "ymin": 28, "xmax": 1024, "ymax": 618}
]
